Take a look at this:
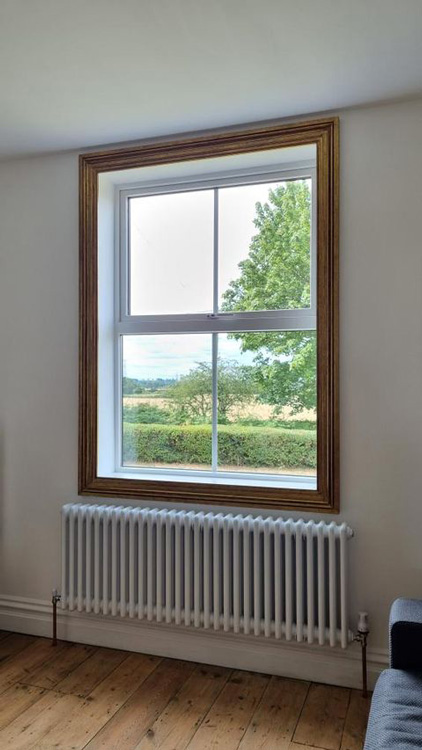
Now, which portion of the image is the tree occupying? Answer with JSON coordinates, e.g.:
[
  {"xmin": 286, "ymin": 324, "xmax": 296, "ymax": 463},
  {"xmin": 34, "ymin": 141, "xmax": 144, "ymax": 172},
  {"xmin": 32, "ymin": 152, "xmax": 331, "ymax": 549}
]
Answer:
[
  {"xmin": 122, "ymin": 376, "xmax": 144, "ymax": 395},
  {"xmin": 216, "ymin": 360, "xmax": 256, "ymax": 421},
  {"xmin": 167, "ymin": 363, "xmax": 211, "ymax": 423},
  {"xmin": 221, "ymin": 180, "xmax": 316, "ymax": 414},
  {"xmin": 167, "ymin": 359, "xmax": 255, "ymax": 423}
]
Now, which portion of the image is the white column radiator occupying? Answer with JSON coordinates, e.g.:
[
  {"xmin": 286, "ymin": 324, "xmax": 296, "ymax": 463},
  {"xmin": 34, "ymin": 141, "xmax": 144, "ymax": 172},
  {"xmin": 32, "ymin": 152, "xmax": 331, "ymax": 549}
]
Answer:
[{"xmin": 61, "ymin": 503, "xmax": 354, "ymax": 648}]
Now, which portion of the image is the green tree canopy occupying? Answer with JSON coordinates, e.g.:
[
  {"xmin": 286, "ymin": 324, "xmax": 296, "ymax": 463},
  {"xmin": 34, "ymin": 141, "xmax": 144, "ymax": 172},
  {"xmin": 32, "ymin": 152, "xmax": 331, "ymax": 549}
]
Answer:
[
  {"xmin": 222, "ymin": 179, "xmax": 316, "ymax": 414},
  {"xmin": 167, "ymin": 359, "xmax": 255, "ymax": 424},
  {"xmin": 122, "ymin": 376, "xmax": 144, "ymax": 395}
]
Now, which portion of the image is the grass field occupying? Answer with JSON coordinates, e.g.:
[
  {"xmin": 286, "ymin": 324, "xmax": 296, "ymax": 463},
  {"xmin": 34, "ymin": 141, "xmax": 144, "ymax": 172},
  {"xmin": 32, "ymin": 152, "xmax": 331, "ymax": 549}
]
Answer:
[{"xmin": 123, "ymin": 393, "xmax": 316, "ymax": 424}]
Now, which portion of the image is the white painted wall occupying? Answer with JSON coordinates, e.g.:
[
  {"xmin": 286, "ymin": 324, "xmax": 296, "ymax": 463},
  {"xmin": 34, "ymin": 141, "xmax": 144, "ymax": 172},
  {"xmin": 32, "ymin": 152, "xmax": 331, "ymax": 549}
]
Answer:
[{"xmin": 0, "ymin": 98, "xmax": 421, "ymax": 664}]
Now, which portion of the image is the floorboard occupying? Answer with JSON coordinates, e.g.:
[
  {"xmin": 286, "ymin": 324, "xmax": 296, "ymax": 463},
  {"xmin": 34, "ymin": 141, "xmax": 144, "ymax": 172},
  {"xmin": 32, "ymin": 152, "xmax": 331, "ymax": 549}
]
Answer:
[
  {"xmin": 293, "ymin": 683, "xmax": 351, "ymax": 750},
  {"xmin": 0, "ymin": 683, "xmax": 48, "ymax": 730},
  {"xmin": 0, "ymin": 690, "xmax": 84, "ymax": 750},
  {"xmin": 0, "ymin": 633, "xmax": 35, "ymax": 664},
  {"xmin": 22, "ymin": 641, "xmax": 97, "ymax": 690},
  {"xmin": 135, "ymin": 663, "xmax": 230, "ymax": 750},
  {"xmin": 238, "ymin": 676, "xmax": 309, "ymax": 750},
  {"xmin": 37, "ymin": 652, "xmax": 162, "ymax": 750},
  {"xmin": 84, "ymin": 658, "xmax": 195, "ymax": 750},
  {"xmin": 186, "ymin": 670, "xmax": 269, "ymax": 750},
  {"xmin": 0, "ymin": 634, "xmax": 370, "ymax": 750},
  {"xmin": 0, "ymin": 638, "xmax": 68, "ymax": 694},
  {"xmin": 54, "ymin": 646, "xmax": 128, "ymax": 697},
  {"xmin": 341, "ymin": 690, "xmax": 371, "ymax": 750}
]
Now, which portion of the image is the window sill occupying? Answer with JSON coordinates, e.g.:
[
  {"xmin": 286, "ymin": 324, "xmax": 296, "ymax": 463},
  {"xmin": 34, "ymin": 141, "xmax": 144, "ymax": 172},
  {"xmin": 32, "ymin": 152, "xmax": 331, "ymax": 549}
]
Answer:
[
  {"xmin": 79, "ymin": 470, "xmax": 333, "ymax": 514},
  {"xmin": 103, "ymin": 468, "xmax": 317, "ymax": 492}
]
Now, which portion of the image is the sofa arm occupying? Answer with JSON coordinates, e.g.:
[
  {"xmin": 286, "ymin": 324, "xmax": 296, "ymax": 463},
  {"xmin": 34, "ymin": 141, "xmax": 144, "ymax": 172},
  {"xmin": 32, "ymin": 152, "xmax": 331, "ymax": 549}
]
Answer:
[{"xmin": 390, "ymin": 598, "xmax": 422, "ymax": 670}]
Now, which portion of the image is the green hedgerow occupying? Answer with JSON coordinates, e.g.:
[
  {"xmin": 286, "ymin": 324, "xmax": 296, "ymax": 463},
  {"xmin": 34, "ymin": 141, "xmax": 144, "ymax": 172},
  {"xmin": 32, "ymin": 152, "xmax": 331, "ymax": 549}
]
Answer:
[{"xmin": 122, "ymin": 422, "xmax": 316, "ymax": 469}]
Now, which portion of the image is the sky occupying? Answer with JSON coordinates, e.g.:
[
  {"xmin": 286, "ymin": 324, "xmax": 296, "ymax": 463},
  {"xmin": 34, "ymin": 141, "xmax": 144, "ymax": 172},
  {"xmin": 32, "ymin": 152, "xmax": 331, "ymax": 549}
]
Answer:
[
  {"xmin": 124, "ymin": 178, "xmax": 311, "ymax": 380},
  {"xmin": 123, "ymin": 334, "xmax": 258, "ymax": 381},
  {"xmin": 129, "ymin": 180, "xmax": 291, "ymax": 315}
]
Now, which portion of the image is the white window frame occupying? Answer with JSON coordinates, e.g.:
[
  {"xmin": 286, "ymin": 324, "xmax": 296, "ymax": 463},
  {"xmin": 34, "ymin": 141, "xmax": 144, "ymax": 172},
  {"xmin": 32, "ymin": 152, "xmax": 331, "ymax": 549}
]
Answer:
[{"xmin": 113, "ymin": 161, "xmax": 317, "ymax": 487}]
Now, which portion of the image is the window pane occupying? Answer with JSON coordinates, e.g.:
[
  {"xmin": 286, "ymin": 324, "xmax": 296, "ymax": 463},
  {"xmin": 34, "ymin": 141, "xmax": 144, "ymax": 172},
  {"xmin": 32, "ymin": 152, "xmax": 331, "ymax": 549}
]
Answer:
[
  {"xmin": 122, "ymin": 334, "xmax": 212, "ymax": 470},
  {"xmin": 129, "ymin": 190, "xmax": 214, "ymax": 315},
  {"xmin": 217, "ymin": 332, "xmax": 316, "ymax": 477},
  {"xmin": 219, "ymin": 179, "xmax": 312, "ymax": 312}
]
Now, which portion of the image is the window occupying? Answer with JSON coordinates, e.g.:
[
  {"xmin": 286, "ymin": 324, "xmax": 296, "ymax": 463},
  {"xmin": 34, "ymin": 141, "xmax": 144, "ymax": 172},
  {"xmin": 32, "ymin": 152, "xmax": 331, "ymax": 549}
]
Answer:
[{"xmin": 80, "ymin": 118, "xmax": 339, "ymax": 511}]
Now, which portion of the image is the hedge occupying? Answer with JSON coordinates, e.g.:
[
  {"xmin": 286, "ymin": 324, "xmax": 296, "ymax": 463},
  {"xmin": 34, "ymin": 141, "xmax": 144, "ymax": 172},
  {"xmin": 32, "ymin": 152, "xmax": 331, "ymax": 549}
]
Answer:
[{"xmin": 123, "ymin": 422, "xmax": 316, "ymax": 469}]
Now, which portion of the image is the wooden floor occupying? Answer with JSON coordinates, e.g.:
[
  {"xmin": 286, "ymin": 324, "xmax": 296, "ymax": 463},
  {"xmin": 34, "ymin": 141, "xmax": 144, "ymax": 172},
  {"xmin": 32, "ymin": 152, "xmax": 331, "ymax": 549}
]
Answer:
[{"xmin": 0, "ymin": 631, "xmax": 371, "ymax": 750}]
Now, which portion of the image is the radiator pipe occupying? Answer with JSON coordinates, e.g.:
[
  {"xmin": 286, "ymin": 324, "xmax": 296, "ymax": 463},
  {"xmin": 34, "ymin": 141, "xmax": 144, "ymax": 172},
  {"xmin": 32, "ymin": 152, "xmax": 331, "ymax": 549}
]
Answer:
[
  {"xmin": 354, "ymin": 611, "xmax": 369, "ymax": 698},
  {"xmin": 51, "ymin": 590, "xmax": 62, "ymax": 646}
]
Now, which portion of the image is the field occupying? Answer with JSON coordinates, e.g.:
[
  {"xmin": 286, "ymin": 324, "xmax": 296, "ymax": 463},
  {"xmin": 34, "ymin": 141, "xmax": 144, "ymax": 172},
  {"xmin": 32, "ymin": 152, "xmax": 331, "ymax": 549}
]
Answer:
[{"xmin": 123, "ymin": 393, "xmax": 316, "ymax": 424}]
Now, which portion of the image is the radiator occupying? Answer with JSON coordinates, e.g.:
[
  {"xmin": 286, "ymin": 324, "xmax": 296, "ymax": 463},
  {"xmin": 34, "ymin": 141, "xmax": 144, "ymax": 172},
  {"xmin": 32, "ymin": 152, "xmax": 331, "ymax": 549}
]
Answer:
[{"xmin": 61, "ymin": 503, "xmax": 354, "ymax": 648}]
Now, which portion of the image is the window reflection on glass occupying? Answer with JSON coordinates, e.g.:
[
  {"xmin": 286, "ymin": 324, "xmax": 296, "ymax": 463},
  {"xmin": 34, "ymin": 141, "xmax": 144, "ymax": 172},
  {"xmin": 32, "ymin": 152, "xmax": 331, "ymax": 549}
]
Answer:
[{"xmin": 129, "ymin": 190, "xmax": 214, "ymax": 315}]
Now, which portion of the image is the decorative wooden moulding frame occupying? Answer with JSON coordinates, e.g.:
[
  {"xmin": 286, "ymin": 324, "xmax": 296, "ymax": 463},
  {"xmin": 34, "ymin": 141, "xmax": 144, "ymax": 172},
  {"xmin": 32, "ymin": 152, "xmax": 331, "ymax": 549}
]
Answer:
[{"xmin": 79, "ymin": 117, "xmax": 339, "ymax": 512}]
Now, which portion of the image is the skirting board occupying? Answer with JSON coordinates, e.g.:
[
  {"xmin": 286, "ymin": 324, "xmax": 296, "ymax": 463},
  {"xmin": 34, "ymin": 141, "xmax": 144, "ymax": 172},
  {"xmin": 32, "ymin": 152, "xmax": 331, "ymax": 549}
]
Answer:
[{"xmin": 0, "ymin": 595, "xmax": 387, "ymax": 690}]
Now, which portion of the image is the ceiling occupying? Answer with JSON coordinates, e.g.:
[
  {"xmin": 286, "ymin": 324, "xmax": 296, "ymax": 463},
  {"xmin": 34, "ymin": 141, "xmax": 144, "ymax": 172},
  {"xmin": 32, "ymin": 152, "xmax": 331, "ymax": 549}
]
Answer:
[{"xmin": 1, "ymin": 0, "xmax": 422, "ymax": 159}]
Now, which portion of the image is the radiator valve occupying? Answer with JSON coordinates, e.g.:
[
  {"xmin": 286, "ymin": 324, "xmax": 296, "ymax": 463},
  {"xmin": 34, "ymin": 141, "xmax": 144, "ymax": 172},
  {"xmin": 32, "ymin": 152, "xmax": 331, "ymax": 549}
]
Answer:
[
  {"xmin": 354, "ymin": 611, "xmax": 369, "ymax": 698},
  {"xmin": 357, "ymin": 611, "xmax": 369, "ymax": 634}
]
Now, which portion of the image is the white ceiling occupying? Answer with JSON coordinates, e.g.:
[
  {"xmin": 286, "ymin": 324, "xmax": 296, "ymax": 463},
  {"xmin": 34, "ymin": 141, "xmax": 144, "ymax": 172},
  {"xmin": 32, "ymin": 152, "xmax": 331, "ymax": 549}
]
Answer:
[{"xmin": 1, "ymin": 0, "xmax": 422, "ymax": 158}]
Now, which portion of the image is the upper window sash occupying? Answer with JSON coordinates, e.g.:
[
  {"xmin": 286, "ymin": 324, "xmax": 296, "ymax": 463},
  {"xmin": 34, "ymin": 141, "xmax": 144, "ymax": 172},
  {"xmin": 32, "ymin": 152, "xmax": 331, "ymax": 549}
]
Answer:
[
  {"xmin": 116, "ymin": 312, "xmax": 316, "ymax": 335},
  {"xmin": 116, "ymin": 165, "xmax": 316, "ymax": 329}
]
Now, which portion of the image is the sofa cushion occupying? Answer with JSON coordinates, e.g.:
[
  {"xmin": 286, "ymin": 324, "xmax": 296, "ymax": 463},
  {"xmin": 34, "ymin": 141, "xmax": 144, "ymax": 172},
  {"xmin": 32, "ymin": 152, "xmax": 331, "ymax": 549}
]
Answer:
[
  {"xmin": 365, "ymin": 669, "xmax": 422, "ymax": 749},
  {"xmin": 390, "ymin": 599, "xmax": 422, "ymax": 671}
]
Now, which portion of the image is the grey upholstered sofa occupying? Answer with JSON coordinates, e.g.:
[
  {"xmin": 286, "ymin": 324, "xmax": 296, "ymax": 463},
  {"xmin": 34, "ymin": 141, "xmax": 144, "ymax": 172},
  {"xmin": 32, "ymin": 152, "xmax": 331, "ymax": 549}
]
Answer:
[{"xmin": 364, "ymin": 598, "xmax": 422, "ymax": 749}]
